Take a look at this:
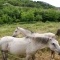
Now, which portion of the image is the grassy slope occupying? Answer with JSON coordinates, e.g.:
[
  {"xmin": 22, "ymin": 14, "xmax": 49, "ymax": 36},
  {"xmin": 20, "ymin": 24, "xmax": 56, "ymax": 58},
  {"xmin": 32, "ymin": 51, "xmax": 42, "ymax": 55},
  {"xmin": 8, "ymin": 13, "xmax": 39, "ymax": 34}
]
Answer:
[
  {"xmin": 0, "ymin": 22, "xmax": 60, "ymax": 37},
  {"xmin": 0, "ymin": 22, "xmax": 60, "ymax": 60}
]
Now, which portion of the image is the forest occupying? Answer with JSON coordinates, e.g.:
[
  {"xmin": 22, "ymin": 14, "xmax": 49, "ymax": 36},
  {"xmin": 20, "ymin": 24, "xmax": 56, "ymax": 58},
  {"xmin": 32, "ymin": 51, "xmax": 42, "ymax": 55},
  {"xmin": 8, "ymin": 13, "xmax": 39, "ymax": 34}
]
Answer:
[{"xmin": 0, "ymin": 0, "xmax": 60, "ymax": 24}]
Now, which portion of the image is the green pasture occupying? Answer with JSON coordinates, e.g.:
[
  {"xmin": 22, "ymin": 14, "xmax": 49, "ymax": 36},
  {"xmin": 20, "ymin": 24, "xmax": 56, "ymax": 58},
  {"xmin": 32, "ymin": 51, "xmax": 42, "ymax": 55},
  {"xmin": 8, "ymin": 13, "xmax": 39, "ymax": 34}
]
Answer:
[{"xmin": 0, "ymin": 22, "xmax": 60, "ymax": 37}]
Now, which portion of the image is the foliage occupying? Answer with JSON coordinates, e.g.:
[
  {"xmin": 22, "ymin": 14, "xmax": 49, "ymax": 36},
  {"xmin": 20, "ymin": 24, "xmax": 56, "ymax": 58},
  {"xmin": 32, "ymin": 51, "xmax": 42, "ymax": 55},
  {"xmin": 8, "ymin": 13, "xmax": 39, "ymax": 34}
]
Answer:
[
  {"xmin": 0, "ymin": 0, "xmax": 60, "ymax": 24},
  {"xmin": 42, "ymin": 9, "xmax": 59, "ymax": 22}
]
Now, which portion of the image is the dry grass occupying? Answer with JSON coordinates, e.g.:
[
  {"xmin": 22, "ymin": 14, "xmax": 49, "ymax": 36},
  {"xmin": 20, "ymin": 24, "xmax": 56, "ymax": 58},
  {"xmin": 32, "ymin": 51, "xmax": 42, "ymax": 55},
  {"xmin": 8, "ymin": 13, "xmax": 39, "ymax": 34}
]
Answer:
[
  {"xmin": 35, "ymin": 51, "xmax": 60, "ymax": 60},
  {"xmin": 0, "ymin": 50, "xmax": 60, "ymax": 60}
]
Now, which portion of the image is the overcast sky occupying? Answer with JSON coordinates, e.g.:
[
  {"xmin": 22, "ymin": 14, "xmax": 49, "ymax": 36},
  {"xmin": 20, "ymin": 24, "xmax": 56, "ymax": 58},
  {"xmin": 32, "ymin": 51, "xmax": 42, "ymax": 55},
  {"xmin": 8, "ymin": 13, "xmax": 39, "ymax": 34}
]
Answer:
[{"xmin": 33, "ymin": 0, "xmax": 60, "ymax": 7}]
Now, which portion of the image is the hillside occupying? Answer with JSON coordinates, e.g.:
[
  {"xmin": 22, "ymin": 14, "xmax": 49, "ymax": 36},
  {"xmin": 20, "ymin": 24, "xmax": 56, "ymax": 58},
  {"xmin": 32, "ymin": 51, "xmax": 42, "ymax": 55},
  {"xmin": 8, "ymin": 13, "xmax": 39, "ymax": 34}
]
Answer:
[
  {"xmin": 0, "ymin": 0, "xmax": 60, "ymax": 24},
  {"xmin": 0, "ymin": 0, "xmax": 55, "ymax": 8}
]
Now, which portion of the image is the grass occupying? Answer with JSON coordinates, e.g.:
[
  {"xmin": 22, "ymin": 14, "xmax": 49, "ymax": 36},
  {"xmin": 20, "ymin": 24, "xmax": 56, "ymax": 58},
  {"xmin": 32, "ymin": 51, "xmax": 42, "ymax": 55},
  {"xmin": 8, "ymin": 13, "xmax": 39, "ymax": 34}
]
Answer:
[
  {"xmin": 0, "ymin": 22, "xmax": 60, "ymax": 60},
  {"xmin": 0, "ymin": 22, "xmax": 60, "ymax": 37}
]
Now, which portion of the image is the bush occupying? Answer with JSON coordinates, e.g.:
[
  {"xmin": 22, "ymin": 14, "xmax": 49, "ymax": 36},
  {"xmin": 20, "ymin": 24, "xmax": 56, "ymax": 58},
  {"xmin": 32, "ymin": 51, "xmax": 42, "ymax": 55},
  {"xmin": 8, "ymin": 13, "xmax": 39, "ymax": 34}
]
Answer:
[
  {"xmin": 57, "ymin": 12, "xmax": 60, "ymax": 22},
  {"xmin": 21, "ymin": 10, "xmax": 34, "ymax": 22},
  {"xmin": 42, "ymin": 9, "xmax": 59, "ymax": 22},
  {"xmin": 0, "ymin": 1, "xmax": 60, "ymax": 24}
]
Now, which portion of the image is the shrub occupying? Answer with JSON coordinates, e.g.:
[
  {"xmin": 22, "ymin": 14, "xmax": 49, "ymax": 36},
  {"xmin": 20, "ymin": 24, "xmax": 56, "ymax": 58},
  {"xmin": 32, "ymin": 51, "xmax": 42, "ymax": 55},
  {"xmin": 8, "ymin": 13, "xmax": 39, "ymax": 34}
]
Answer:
[
  {"xmin": 42, "ymin": 9, "xmax": 58, "ymax": 22},
  {"xmin": 0, "ymin": 1, "xmax": 60, "ymax": 24},
  {"xmin": 21, "ymin": 10, "xmax": 34, "ymax": 22}
]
